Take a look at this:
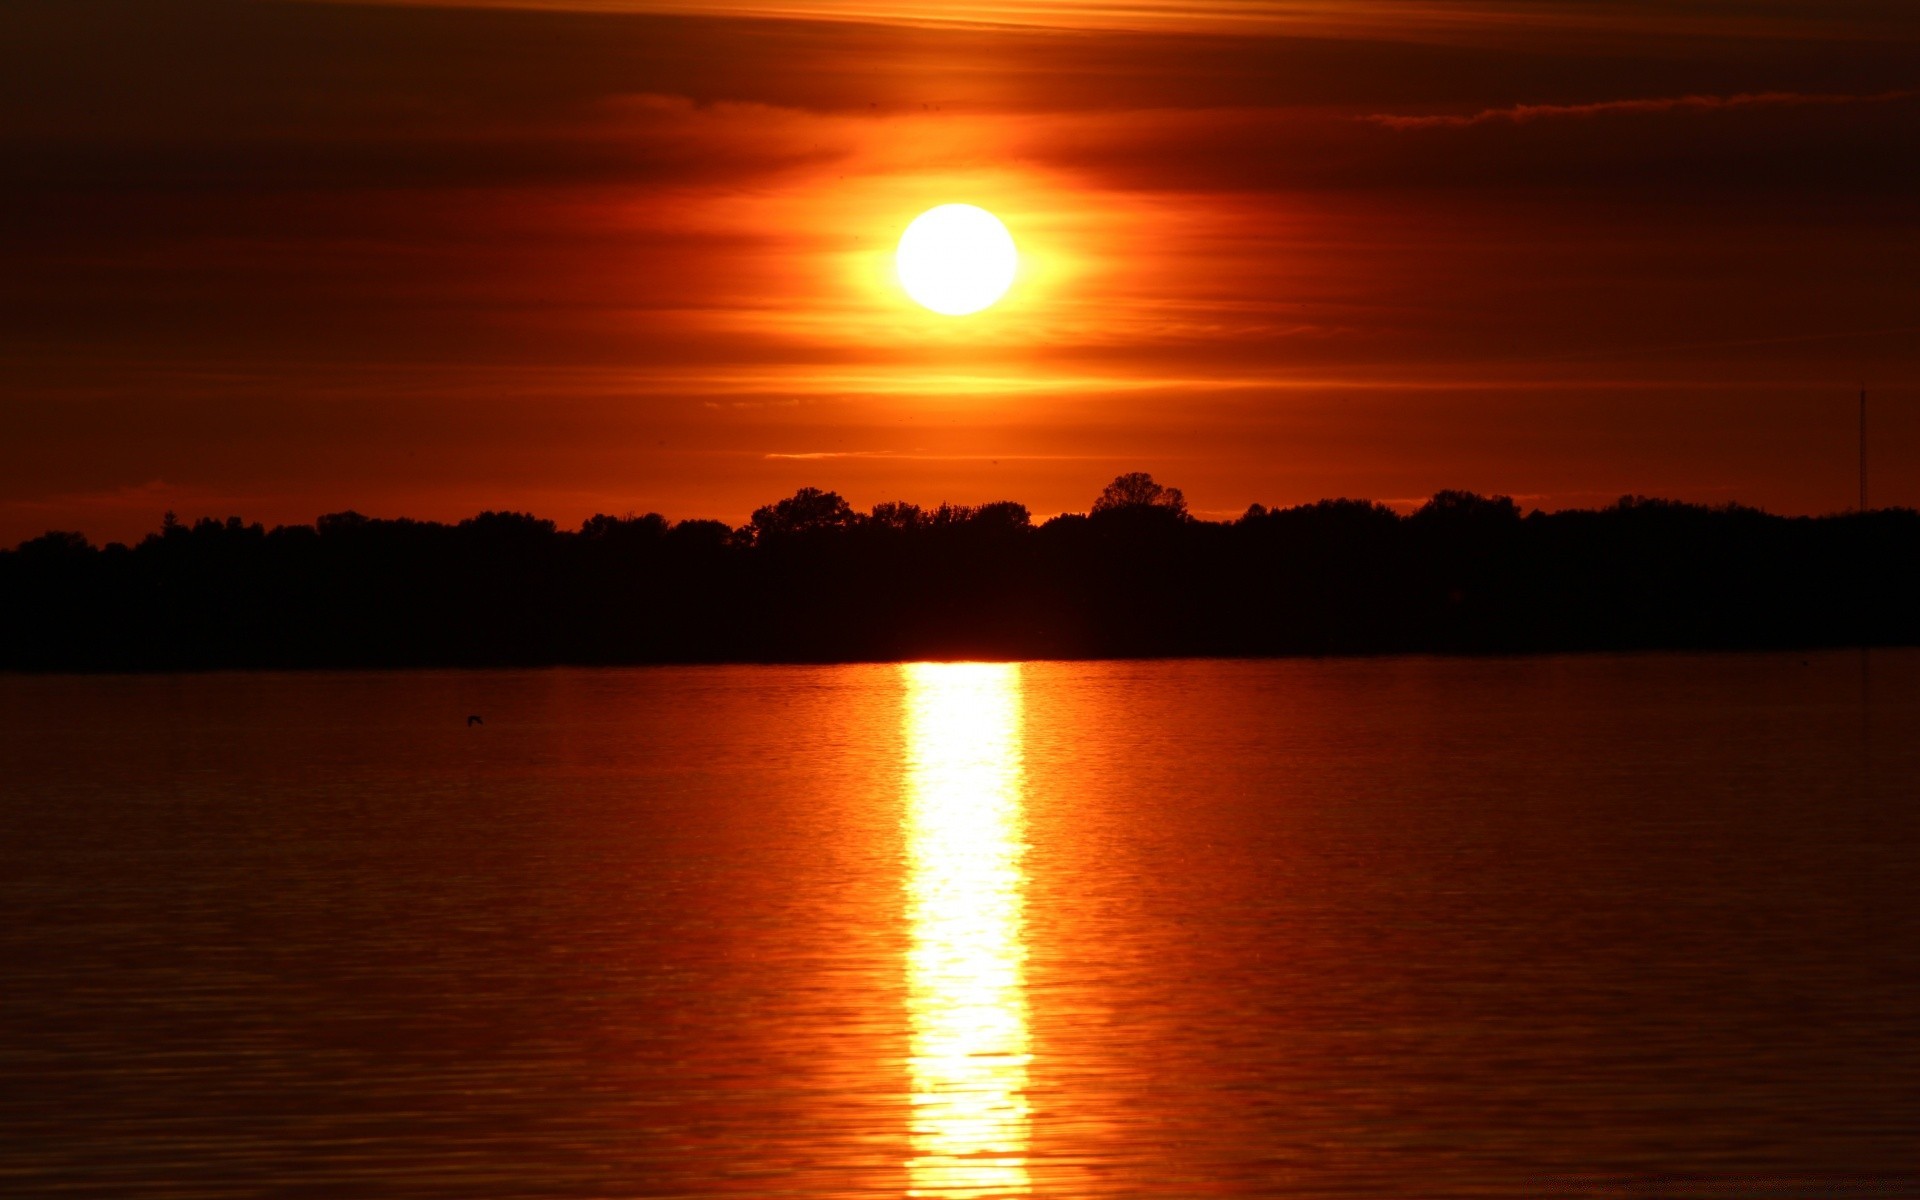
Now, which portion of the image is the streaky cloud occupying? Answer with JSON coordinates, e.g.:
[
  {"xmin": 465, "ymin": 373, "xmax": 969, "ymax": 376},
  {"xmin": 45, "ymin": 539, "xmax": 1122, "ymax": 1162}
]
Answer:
[
  {"xmin": 324, "ymin": 0, "xmax": 1920, "ymax": 43},
  {"xmin": 1366, "ymin": 87, "xmax": 1918, "ymax": 129}
]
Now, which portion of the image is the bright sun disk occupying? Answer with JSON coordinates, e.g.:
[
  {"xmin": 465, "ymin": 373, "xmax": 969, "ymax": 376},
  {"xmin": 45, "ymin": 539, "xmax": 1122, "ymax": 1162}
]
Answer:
[{"xmin": 896, "ymin": 204, "xmax": 1018, "ymax": 316}]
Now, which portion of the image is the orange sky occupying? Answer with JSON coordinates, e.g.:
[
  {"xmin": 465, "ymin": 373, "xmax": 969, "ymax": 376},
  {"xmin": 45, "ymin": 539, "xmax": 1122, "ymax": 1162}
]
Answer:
[{"xmin": 3, "ymin": 0, "xmax": 1918, "ymax": 543}]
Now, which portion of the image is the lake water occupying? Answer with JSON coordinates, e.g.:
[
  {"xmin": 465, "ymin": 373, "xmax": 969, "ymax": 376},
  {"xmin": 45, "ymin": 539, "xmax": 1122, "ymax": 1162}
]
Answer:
[{"xmin": 3, "ymin": 653, "xmax": 1918, "ymax": 1198}]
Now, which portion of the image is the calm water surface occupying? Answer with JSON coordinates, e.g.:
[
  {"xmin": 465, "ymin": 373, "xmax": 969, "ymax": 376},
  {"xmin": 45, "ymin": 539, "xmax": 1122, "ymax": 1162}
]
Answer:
[{"xmin": 3, "ymin": 653, "xmax": 1918, "ymax": 1197}]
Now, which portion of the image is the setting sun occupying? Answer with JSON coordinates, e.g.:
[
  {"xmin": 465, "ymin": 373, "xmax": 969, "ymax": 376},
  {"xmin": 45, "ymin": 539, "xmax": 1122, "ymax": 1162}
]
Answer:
[{"xmin": 896, "ymin": 204, "xmax": 1019, "ymax": 316}]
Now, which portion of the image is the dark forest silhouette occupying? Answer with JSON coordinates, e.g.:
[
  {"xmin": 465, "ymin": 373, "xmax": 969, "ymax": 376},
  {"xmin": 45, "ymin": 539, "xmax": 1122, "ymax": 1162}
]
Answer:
[{"xmin": 4, "ymin": 474, "xmax": 1916, "ymax": 669}]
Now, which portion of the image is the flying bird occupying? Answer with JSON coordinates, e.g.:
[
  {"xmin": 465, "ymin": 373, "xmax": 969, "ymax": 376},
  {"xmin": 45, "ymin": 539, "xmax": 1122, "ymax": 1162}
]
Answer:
[{"xmin": 467, "ymin": 715, "xmax": 483, "ymax": 726}]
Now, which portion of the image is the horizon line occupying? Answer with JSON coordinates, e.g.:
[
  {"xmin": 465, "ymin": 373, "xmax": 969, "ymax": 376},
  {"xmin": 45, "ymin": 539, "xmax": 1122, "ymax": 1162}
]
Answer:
[{"xmin": 12, "ymin": 484, "xmax": 1913, "ymax": 553}]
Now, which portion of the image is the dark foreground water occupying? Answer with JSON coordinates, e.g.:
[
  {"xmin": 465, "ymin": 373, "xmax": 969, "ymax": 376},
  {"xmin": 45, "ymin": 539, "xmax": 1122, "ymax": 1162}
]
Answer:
[{"xmin": 3, "ymin": 653, "xmax": 1917, "ymax": 1198}]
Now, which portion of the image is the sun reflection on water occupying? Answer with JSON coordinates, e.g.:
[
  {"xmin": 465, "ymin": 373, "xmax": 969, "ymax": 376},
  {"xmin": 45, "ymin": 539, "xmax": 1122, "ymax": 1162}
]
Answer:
[{"xmin": 902, "ymin": 662, "xmax": 1031, "ymax": 1199}]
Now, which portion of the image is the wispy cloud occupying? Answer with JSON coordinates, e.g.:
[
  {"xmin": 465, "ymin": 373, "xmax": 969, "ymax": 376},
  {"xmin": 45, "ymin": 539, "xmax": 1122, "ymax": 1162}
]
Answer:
[
  {"xmin": 331, "ymin": 0, "xmax": 1907, "ymax": 43},
  {"xmin": 1366, "ymin": 88, "xmax": 1917, "ymax": 130},
  {"xmin": 761, "ymin": 451, "xmax": 1113, "ymax": 461}
]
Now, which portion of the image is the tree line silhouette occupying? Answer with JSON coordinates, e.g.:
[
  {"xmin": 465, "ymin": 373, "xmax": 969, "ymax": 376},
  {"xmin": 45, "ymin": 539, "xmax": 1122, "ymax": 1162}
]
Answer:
[{"xmin": 3, "ymin": 474, "xmax": 1915, "ymax": 669}]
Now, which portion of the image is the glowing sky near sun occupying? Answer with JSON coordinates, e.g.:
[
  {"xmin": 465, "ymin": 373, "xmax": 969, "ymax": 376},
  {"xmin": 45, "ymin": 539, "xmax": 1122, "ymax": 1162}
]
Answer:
[{"xmin": 1, "ymin": 0, "xmax": 1916, "ymax": 542}]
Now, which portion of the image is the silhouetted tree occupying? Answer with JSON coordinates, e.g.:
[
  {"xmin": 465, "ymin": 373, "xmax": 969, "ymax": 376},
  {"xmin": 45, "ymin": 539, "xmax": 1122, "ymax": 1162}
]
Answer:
[
  {"xmin": 1092, "ymin": 472, "xmax": 1187, "ymax": 517},
  {"xmin": 670, "ymin": 518, "xmax": 732, "ymax": 547},
  {"xmin": 15, "ymin": 531, "xmax": 92, "ymax": 560},
  {"xmin": 460, "ymin": 511, "xmax": 555, "ymax": 538},
  {"xmin": 1413, "ymin": 490, "xmax": 1520, "ymax": 526},
  {"xmin": 581, "ymin": 512, "xmax": 670, "ymax": 542},
  {"xmin": 868, "ymin": 501, "xmax": 926, "ymax": 531},
  {"xmin": 317, "ymin": 510, "xmax": 371, "ymax": 537},
  {"xmin": 750, "ymin": 487, "xmax": 856, "ymax": 541},
  {"xmin": 971, "ymin": 501, "xmax": 1032, "ymax": 530}
]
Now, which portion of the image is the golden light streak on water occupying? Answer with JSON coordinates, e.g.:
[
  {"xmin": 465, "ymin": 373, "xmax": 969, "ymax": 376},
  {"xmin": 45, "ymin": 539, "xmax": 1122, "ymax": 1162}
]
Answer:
[{"xmin": 901, "ymin": 662, "xmax": 1032, "ymax": 1199}]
